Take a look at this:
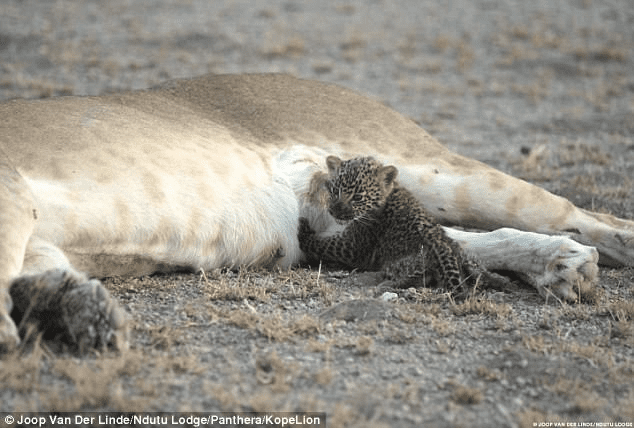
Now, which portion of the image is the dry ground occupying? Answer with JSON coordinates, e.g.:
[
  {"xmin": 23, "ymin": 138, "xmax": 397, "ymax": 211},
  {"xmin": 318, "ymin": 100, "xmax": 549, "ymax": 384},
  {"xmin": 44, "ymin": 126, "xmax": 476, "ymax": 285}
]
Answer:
[{"xmin": 1, "ymin": 0, "xmax": 633, "ymax": 427}]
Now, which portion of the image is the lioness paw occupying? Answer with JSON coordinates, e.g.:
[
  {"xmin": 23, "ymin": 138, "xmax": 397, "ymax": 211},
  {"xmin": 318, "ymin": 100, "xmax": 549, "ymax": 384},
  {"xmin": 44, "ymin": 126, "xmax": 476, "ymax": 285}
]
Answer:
[
  {"xmin": 525, "ymin": 237, "xmax": 599, "ymax": 302},
  {"xmin": 10, "ymin": 270, "xmax": 129, "ymax": 353},
  {"xmin": 0, "ymin": 290, "xmax": 20, "ymax": 352}
]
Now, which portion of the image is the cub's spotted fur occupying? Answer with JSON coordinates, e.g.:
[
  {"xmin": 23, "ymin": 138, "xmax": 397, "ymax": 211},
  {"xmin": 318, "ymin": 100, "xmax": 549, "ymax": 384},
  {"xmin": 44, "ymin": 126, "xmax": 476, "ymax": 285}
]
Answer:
[{"xmin": 298, "ymin": 156, "xmax": 492, "ymax": 293}]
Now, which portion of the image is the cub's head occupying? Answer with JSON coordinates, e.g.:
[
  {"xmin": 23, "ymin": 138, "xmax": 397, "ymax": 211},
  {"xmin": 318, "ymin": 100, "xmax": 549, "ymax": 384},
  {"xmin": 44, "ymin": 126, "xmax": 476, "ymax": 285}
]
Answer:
[{"xmin": 325, "ymin": 156, "xmax": 398, "ymax": 223}]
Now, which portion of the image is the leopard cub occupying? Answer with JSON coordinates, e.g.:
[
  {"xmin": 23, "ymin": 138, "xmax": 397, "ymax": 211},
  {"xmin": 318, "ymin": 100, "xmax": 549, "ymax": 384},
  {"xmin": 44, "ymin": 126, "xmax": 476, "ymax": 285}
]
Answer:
[{"xmin": 298, "ymin": 155, "xmax": 491, "ymax": 294}]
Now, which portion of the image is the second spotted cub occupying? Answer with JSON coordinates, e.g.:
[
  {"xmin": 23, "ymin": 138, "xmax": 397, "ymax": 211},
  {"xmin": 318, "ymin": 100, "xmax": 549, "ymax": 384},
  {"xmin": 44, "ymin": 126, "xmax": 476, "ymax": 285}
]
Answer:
[{"xmin": 298, "ymin": 156, "xmax": 493, "ymax": 293}]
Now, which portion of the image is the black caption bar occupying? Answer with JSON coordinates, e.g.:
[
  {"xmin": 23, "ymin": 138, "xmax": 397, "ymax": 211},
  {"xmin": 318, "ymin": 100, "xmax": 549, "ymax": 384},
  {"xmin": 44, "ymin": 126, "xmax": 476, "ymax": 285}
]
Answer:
[{"xmin": 0, "ymin": 412, "xmax": 327, "ymax": 428}]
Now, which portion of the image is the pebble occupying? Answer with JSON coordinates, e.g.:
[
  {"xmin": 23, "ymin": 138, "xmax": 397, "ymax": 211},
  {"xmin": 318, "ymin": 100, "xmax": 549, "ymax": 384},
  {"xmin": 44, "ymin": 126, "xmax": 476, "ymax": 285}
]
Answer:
[
  {"xmin": 382, "ymin": 292, "xmax": 398, "ymax": 302},
  {"xmin": 407, "ymin": 366, "xmax": 423, "ymax": 377}
]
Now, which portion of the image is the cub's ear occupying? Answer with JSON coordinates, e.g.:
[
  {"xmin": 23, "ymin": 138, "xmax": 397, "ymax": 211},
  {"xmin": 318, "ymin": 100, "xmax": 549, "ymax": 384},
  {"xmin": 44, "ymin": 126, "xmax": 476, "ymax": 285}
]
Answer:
[
  {"xmin": 326, "ymin": 156, "xmax": 342, "ymax": 174},
  {"xmin": 379, "ymin": 165, "xmax": 398, "ymax": 187}
]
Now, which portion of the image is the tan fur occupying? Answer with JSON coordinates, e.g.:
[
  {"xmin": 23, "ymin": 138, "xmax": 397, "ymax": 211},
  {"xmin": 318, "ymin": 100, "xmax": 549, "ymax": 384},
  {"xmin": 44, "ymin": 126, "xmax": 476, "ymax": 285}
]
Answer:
[{"xmin": 0, "ymin": 73, "xmax": 632, "ymax": 351}]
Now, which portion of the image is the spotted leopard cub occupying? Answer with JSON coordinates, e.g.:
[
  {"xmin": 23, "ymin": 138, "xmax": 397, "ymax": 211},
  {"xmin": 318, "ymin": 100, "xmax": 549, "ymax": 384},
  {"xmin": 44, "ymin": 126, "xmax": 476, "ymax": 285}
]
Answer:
[{"xmin": 298, "ymin": 156, "xmax": 490, "ymax": 294}]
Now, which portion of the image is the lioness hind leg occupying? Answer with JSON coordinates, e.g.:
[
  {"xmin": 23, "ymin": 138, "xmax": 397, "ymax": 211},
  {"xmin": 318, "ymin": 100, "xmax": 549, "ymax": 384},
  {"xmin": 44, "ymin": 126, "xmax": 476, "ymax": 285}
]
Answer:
[
  {"xmin": 10, "ymin": 269, "xmax": 129, "ymax": 353},
  {"xmin": 401, "ymin": 157, "xmax": 634, "ymax": 267},
  {"xmin": 0, "ymin": 154, "xmax": 36, "ymax": 352}
]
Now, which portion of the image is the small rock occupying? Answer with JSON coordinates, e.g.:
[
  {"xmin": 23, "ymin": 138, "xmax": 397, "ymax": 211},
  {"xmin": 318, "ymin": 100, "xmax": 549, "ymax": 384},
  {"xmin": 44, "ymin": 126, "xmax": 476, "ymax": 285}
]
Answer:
[
  {"xmin": 407, "ymin": 366, "xmax": 423, "ymax": 377},
  {"xmin": 381, "ymin": 292, "xmax": 398, "ymax": 302},
  {"xmin": 527, "ymin": 387, "xmax": 539, "ymax": 398},
  {"xmin": 319, "ymin": 299, "xmax": 395, "ymax": 323}
]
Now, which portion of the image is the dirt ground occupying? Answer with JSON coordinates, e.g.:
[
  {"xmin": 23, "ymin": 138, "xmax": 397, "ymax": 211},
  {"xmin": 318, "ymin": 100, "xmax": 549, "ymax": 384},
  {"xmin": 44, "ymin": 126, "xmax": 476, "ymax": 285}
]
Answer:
[{"xmin": 1, "ymin": 0, "xmax": 633, "ymax": 427}]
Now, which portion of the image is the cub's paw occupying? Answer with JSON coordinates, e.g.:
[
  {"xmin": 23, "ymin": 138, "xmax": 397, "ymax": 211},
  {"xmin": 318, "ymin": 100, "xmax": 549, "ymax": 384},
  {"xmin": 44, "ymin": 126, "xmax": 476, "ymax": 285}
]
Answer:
[
  {"xmin": 10, "ymin": 269, "xmax": 129, "ymax": 353},
  {"xmin": 461, "ymin": 258, "xmax": 512, "ymax": 292}
]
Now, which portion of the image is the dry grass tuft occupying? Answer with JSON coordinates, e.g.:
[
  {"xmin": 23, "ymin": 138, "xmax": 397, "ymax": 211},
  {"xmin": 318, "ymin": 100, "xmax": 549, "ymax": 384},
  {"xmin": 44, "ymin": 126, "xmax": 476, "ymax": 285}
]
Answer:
[
  {"xmin": 255, "ymin": 350, "xmax": 295, "ymax": 393},
  {"xmin": 515, "ymin": 139, "xmax": 616, "ymax": 184},
  {"xmin": 311, "ymin": 61, "xmax": 333, "ymax": 75},
  {"xmin": 398, "ymin": 31, "xmax": 417, "ymax": 59},
  {"xmin": 329, "ymin": 403, "xmax": 363, "ymax": 428},
  {"xmin": 146, "ymin": 325, "xmax": 179, "ymax": 350},
  {"xmin": 335, "ymin": 4, "xmax": 356, "ymax": 14},
  {"xmin": 558, "ymin": 141, "xmax": 611, "ymax": 166},
  {"xmin": 431, "ymin": 33, "xmax": 475, "ymax": 72},
  {"xmin": 546, "ymin": 375, "xmax": 589, "ymax": 397},
  {"xmin": 340, "ymin": 31, "xmax": 367, "ymax": 63},
  {"xmin": 615, "ymin": 390, "xmax": 634, "ymax": 420},
  {"xmin": 305, "ymin": 337, "xmax": 333, "ymax": 353},
  {"xmin": 496, "ymin": 44, "xmax": 539, "ymax": 66},
  {"xmin": 340, "ymin": 33, "xmax": 367, "ymax": 51},
  {"xmin": 516, "ymin": 409, "xmax": 565, "ymax": 428},
  {"xmin": 570, "ymin": 391, "xmax": 608, "ymax": 414},
  {"xmin": 291, "ymin": 314, "xmax": 321, "ymax": 337},
  {"xmin": 511, "ymin": 79, "xmax": 550, "ymax": 104},
  {"xmin": 456, "ymin": 39, "xmax": 475, "ymax": 72},
  {"xmin": 0, "ymin": 75, "xmax": 74, "ymax": 99},
  {"xmin": 451, "ymin": 296, "xmax": 512, "ymax": 318},
  {"xmin": 557, "ymin": 304, "xmax": 594, "ymax": 321},
  {"xmin": 202, "ymin": 269, "xmax": 272, "ymax": 302},
  {"xmin": 573, "ymin": 45, "xmax": 629, "ymax": 62},
  {"xmin": 313, "ymin": 366, "xmax": 334, "ymax": 385},
  {"xmin": 610, "ymin": 320, "xmax": 634, "ymax": 342},
  {"xmin": 578, "ymin": 282, "xmax": 605, "ymax": 305},
  {"xmin": 450, "ymin": 384, "xmax": 483, "ymax": 405},
  {"xmin": 0, "ymin": 340, "xmax": 47, "ymax": 393},
  {"xmin": 544, "ymin": 374, "xmax": 610, "ymax": 414},
  {"xmin": 162, "ymin": 354, "xmax": 204, "ymax": 374},
  {"xmin": 207, "ymin": 383, "xmax": 242, "ymax": 411},
  {"xmin": 521, "ymin": 333, "xmax": 613, "ymax": 367},
  {"xmin": 607, "ymin": 300, "xmax": 634, "ymax": 321},
  {"xmin": 476, "ymin": 366, "xmax": 504, "ymax": 381},
  {"xmin": 430, "ymin": 318, "xmax": 456, "ymax": 337},
  {"xmin": 355, "ymin": 336, "xmax": 374, "ymax": 355},
  {"xmin": 224, "ymin": 309, "xmax": 320, "ymax": 343},
  {"xmin": 260, "ymin": 30, "xmax": 305, "ymax": 59},
  {"xmin": 510, "ymin": 25, "xmax": 530, "ymax": 40},
  {"xmin": 47, "ymin": 351, "xmax": 147, "ymax": 411},
  {"xmin": 225, "ymin": 309, "xmax": 259, "ymax": 330},
  {"xmin": 433, "ymin": 34, "xmax": 455, "ymax": 53},
  {"xmin": 256, "ymin": 315, "xmax": 296, "ymax": 342}
]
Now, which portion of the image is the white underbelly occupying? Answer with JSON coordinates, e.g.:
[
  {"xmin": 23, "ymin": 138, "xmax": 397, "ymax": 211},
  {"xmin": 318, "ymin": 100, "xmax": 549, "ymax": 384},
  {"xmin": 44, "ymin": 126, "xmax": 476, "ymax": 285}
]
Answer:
[{"xmin": 25, "ymin": 164, "xmax": 302, "ymax": 275}]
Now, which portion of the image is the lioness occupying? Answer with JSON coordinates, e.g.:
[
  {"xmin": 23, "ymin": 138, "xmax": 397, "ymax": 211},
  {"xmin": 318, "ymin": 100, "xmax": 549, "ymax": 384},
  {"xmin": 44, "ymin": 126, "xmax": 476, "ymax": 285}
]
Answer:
[{"xmin": 1, "ymin": 73, "xmax": 632, "ymax": 352}]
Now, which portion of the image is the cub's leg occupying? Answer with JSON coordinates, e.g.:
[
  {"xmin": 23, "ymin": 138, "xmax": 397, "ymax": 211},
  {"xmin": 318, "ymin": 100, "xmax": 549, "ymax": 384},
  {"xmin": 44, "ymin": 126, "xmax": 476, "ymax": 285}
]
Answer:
[
  {"xmin": 379, "ymin": 224, "xmax": 464, "ymax": 292},
  {"xmin": 381, "ymin": 236, "xmax": 509, "ymax": 295},
  {"xmin": 298, "ymin": 217, "xmax": 378, "ymax": 269},
  {"xmin": 0, "ymin": 156, "xmax": 36, "ymax": 351},
  {"xmin": 11, "ymin": 237, "xmax": 129, "ymax": 352}
]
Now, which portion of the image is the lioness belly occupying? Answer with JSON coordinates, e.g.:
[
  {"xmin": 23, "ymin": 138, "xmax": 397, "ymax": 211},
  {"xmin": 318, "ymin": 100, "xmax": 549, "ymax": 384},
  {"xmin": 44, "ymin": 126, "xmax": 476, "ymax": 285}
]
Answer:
[{"xmin": 24, "ymin": 148, "xmax": 302, "ymax": 276}]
